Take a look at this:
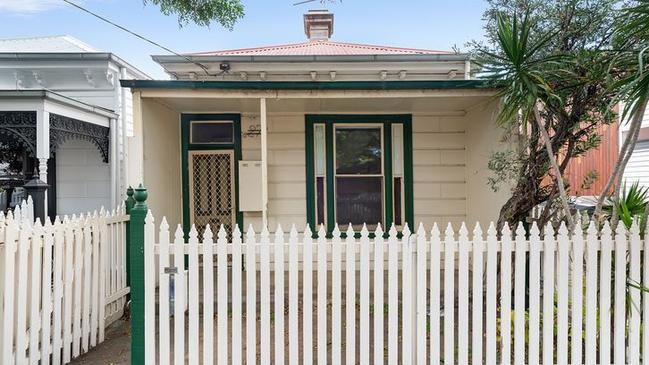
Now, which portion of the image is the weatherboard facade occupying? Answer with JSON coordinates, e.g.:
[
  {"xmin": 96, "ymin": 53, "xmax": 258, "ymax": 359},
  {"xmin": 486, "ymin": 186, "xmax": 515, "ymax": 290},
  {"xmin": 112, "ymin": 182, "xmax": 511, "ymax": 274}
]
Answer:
[{"xmin": 123, "ymin": 11, "xmax": 508, "ymax": 234}]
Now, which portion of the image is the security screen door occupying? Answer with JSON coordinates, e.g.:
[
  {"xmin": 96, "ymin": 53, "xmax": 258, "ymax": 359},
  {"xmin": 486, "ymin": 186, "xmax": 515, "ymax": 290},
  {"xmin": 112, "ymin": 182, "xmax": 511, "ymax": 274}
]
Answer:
[{"xmin": 188, "ymin": 150, "xmax": 235, "ymax": 237}]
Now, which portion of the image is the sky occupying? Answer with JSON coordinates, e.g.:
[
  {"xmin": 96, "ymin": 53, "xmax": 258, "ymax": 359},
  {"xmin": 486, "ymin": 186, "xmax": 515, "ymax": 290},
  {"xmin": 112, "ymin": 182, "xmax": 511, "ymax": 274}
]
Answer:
[{"xmin": 0, "ymin": 0, "xmax": 489, "ymax": 79}]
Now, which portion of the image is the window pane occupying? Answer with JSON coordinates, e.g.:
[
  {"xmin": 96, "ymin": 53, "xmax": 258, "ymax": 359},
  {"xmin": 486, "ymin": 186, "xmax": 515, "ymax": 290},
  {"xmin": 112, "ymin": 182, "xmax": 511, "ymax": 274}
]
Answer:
[
  {"xmin": 393, "ymin": 177, "xmax": 402, "ymax": 226},
  {"xmin": 316, "ymin": 176, "xmax": 326, "ymax": 225},
  {"xmin": 335, "ymin": 128, "xmax": 382, "ymax": 174},
  {"xmin": 392, "ymin": 124, "xmax": 403, "ymax": 176},
  {"xmin": 314, "ymin": 124, "xmax": 326, "ymax": 175},
  {"xmin": 335, "ymin": 176, "xmax": 382, "ymax": 226},
  {"xmin": 191, "ymin": 122, "xmax": 234, "ymax": 144}
]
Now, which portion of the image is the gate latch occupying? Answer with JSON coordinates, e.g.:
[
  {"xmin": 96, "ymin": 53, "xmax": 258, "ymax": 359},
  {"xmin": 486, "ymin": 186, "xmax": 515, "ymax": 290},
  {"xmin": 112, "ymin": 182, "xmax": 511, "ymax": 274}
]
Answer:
[{"xmin": 164, "ymin": 267, "xmax": 178, "ymax": 275}]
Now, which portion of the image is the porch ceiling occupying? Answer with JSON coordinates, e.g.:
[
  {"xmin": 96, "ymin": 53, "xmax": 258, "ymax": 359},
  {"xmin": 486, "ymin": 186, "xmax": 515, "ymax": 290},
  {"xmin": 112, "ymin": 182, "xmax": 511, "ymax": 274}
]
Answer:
[{"xmin": 153, "ymin": 94, "xmax": 494, "ymax": 114}]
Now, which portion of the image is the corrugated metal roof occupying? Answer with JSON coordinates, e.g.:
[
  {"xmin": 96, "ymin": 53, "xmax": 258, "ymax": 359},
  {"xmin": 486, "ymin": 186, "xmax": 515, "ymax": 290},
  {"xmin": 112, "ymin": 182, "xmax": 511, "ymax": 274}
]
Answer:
[
  {"xmin": 0, "ymin": 35, "xmax": 98, "ymax": 53},
  {"xmin": 190, "ymin": 40, "xmax": 452, "ymax": 56}
]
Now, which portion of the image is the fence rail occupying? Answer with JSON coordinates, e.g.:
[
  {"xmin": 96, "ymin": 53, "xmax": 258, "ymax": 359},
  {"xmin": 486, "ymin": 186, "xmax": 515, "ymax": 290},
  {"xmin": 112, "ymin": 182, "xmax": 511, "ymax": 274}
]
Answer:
[
  {"xmin": 144, "ymin": 212, "xmax": 649, "ymax": 365},
  {"xmin": 0, "ymin": 205, "xmax": 129, "ymax": 365}
]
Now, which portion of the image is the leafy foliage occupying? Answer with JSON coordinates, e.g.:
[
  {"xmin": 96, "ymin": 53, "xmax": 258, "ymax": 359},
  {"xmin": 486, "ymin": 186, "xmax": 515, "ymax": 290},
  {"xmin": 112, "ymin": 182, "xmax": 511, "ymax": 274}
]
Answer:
[
  {"xmin": 472, "ymin": 0, "xmax": 626, "ymax": 228},
  {"xmin": 487, "ymin": 150, "xmax": 524, "ymax": 192},
  {"xmin": 603, "ymin": 181, "xmax": 648, "ymax": 234},
  {"xmin": 477, "ymin": 13, "xmax": 566, "ymax": 126},
  {"xmin": 144, "ymin": 0, "xmax": 244, "ymax": 29},
  {"xmin": 577, "ymin": 170, "xmax": 599, "ymax": 195},
  {"xmin": 612, "ymin": 0, "xmax": 649, "ymax": 120}
]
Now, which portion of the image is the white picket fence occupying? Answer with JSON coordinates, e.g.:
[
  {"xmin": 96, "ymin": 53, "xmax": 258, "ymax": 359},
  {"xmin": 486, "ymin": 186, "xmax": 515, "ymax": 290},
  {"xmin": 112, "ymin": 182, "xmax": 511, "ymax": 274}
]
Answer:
[
  {"xmin": 0, "ymin": 205, "xmax": 129, "ymax": 365},
  {"xmin": 144, "ymin": 212, "xmax": 649, "ymax": 365},
  {"xmin": 11, "ymin": 196, "xmax": 34, "ymax": 226}
]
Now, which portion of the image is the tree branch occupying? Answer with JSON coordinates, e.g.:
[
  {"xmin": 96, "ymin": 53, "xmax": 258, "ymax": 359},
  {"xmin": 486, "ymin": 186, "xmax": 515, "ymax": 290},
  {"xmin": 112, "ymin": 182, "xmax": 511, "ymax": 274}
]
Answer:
[
  {"xmin": 534, "ymin": 102, "xmax": 575, "ymax": 229},
  {"xmin": 594, "ymin": 99, "xmax": 648, "ymax": 219}
]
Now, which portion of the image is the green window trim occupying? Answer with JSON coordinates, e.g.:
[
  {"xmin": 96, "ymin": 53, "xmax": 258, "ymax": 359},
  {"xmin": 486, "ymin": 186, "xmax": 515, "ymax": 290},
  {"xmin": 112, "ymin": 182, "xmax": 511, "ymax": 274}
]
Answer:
[
  {"xmin": 181, "ymin": 113, "xmax": 243, "ymax": 237},
  {"xmin": 305, "ymin": 114, "xmax": 414, "ymax": 236}
]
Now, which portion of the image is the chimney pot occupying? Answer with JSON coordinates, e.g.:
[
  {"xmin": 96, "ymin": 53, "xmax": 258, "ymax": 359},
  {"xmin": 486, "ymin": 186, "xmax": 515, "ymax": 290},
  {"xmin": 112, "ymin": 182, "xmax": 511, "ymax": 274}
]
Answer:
[{"xmin": 304, "ymin": 10, "xmax": 334, "ymax": 41}]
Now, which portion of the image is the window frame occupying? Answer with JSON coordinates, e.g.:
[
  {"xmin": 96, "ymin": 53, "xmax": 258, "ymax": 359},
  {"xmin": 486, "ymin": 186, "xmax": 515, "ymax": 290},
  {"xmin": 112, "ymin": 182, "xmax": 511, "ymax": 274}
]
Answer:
[
  {"xmin": 189, "ymin": 120, "xmax": 235, "ymax": 145},
  {"xmin": 305, "ymin": 114, "xmax": 413, "ymax": 236},
  {"xmin": 333, "ymin": 123, "xmax": 385, "ymax": 230}
]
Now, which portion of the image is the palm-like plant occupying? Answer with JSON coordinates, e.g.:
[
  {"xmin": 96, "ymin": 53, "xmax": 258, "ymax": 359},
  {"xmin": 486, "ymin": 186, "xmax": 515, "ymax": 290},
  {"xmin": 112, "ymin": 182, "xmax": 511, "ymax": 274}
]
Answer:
[
  {"xmin": 603, "ymin": 181, "xmax": 648, "ymax": 235},
  {"xmin": 478, "ymin": 12, "xmax": 575, "ymax": 228},
  {"xmin": 594, "ymin": 0, "xmax": 649, "ymax": 220}
]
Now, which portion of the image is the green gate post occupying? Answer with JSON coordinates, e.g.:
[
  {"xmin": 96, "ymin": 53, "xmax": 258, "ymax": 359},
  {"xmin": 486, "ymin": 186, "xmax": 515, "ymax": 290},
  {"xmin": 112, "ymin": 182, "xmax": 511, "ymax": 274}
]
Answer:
[
  {"xmin": 127, "ymin": 184, "xmax": 147, "ymax": 365},
  {"xmin": 125, "ymin": 186, "xmax": 135, "ymax": 287}
]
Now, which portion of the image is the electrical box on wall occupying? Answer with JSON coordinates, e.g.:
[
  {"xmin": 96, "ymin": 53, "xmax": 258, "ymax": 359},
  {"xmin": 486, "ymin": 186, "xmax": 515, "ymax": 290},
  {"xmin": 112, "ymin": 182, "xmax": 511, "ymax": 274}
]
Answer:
[{"xmin": 238, "ymin": 161, "xmax": 263, "ymax": 211}]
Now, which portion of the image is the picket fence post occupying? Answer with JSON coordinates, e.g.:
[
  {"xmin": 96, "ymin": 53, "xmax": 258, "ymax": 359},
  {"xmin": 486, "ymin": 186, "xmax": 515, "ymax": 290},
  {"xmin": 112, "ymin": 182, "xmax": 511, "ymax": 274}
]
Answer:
[
  {"xmin": 128, "ymin": 184, "xmax": 148, "ymax": 365},
  {"xmin": 125, "ymin": 186, "xmax": 135, "ymax": 287}
]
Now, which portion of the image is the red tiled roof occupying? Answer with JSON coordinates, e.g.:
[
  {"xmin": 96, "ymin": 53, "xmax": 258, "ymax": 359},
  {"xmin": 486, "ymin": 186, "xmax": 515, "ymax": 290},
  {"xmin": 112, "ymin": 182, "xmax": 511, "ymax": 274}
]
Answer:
[{"xmin": 189, "ymin": 40, "xmax": 453, "ymax": 56}]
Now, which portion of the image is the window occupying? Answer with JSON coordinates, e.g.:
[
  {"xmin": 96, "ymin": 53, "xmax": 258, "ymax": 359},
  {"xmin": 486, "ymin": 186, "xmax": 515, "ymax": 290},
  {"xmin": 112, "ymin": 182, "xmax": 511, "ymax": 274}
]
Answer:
[
  {"xmin": 190, "ymin": 121, "xmax": 234, "ymax": 144},
  {"xmin": 335, "ymin": 126, "xmax": 383, "ymax": 228},
  {"xmin": 306, "ymin": 115, "xmax": 413, "ymax": 233}
]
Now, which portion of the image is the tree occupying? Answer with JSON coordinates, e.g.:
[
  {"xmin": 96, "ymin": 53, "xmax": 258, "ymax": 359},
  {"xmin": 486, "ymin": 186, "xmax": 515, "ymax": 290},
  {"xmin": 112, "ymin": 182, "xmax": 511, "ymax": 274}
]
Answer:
[
  {"xmin": 593, "ymin": 0, "xmax": 649, "ymax": 222},
  {"xmin": 479, "ymin": 13, "xmax": 575, "ymax": 228},
  {"xmin": 473, "ymin": 0, "xmax": 623, "ymax": 229},
  {"xmin": 144, "ymin": 0, "xmax": 244, "ymax": 29}
]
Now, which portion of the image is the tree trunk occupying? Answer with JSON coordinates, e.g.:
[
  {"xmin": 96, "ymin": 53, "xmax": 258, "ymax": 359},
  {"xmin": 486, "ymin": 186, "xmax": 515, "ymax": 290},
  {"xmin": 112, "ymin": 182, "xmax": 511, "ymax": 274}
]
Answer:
[
  {"xmin": 593, "ymin": 99, "xmax": 648, "ymax": 220},
  {"xmin": 496, "ymin": 178, "xmax": 543, "ymax": 230},
  {"xmin": 533, "ymin": 104, "xmax": 574, "ymax": 229}
]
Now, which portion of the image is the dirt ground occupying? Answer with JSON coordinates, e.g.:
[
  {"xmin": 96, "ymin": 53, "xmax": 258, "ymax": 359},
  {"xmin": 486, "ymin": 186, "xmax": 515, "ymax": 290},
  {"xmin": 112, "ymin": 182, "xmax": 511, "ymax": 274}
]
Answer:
[
  {"xmin": 67, "ymin": 319, "xmax": 131, "ymax": 365},
  {"xmin": 67, "ymin": 299, "xmax": 412, "ymax": 365},
  {"xmin": 68, "ymin": 270, "xmax": 448, "ymax": 364}
]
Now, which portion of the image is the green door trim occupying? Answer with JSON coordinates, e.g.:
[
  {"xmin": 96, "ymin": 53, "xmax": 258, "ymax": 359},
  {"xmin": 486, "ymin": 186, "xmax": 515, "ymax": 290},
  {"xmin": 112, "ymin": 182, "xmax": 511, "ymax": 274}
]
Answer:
[
  {"xmin": 181, "ymin": 113, "xmax": 243, "ymax": 237},
  {"xmin": 305, "ymin": 114, "xmax": 414, "ymax": 235}
]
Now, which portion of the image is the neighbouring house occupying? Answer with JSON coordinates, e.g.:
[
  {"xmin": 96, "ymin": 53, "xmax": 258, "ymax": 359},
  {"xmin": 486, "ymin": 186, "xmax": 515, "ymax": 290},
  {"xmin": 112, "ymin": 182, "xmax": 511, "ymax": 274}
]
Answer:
[
  {"xmin": 564, "ymin": 121, "xmax": 619, "ymax": 196},
  {"xmin": 0, "ymin": 35, "xmax": 149, "ymax": 219},
  {"xmin": 621, "ymin": 104, "xmax": 649, "ymax": 191},
  {"xmin": 122, "ymin": 10, "xmax": 509, "ymax": 236}
]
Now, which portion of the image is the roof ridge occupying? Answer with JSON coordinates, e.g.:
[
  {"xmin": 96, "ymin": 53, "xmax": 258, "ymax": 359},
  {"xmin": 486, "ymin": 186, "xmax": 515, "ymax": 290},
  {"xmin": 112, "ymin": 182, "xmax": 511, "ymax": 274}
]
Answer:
[
  {"xmin": 187, "ymin": 39, "xmax": 453, "ymax": 56},
  {"xmin": 189, "ymin": 40, "xmax": 313, "ymax": 55},
  {"xmin": 0, "ymin": 34, "xmax": 70, "ymax": 42},
  {"xmin": 0, "ymin": 35, "xmax": 99, "ymax": 52},
  {"xmin": 325, "ymin": 40, "xmax": 453, "ymax": 54},
  {"xmin": 58, "ymin": 35, "xmax": 99, "ymax": 52}
]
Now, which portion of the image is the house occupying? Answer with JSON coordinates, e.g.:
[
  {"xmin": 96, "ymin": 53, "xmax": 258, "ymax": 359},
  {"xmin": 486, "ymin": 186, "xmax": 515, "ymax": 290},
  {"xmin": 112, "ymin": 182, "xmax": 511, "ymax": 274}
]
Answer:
[
  {"xmin": 564, "ymin": 122, "xmax": 619, "ymax": 196},
  {"xmin": 0, "ymin": 35, "xmax": 149, "ymax": 218},
  {"xmin": 121, "ymin": 10, "xmax": 508, "ymax": 235},
  {"xmin": 622, "ymin": 104, "xmax": 649, "ymax": 190}
]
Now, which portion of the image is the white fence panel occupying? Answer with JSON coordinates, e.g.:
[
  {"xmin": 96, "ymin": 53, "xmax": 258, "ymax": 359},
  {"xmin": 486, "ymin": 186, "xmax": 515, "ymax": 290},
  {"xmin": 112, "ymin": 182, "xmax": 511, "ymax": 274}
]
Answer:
[
  {"xmin": 0, "ymin": 204, "xmax": 129, "ymax": 365},
  {"xmin": 143, "ymin": 213, "xmax": 649, "ymax": 365}
]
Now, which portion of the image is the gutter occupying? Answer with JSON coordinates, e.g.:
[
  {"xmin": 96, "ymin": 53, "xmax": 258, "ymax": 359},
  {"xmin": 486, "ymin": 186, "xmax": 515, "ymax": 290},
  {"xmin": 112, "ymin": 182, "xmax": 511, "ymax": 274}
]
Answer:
[
  {"xmin": 0, "ymin": 52, "xmax": 151, "ymax": 80},
  {"xmin": 119, "ymin": 79, "xmax": 492, "ymax": 90},
  {"xmin": 152, "ymin": 53, "xmax": 470, "ymax": 64},
  {"xmin": 0, "ymin": 89, "xmax": 119, "ymax": 119}
]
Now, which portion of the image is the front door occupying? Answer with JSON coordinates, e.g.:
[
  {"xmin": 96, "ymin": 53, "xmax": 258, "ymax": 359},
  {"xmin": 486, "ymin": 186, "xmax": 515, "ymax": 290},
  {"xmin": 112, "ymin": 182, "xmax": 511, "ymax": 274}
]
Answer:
[{"xmin": 188, "ymin": 150, "xmax": 236, "ymax": 236}]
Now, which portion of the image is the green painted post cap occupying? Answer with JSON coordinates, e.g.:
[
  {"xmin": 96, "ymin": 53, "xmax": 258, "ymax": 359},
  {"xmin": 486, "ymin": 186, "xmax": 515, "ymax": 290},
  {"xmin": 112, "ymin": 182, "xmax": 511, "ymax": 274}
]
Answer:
[{"xmin": 133, "ymin": 184, "xmax": 148, "ymax": 208}]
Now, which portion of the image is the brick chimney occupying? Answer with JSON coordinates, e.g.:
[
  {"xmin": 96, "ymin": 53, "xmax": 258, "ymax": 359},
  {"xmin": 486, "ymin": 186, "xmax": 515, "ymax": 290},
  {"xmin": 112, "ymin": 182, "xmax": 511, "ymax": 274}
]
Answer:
[{"xmin": 304, "ymin": 10, "xmax": 334, "ymax": 41}]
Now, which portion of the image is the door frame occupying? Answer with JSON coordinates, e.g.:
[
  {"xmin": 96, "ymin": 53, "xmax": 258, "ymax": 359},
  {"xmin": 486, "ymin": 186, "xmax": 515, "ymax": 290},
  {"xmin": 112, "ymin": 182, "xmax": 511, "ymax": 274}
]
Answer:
[
  {"xmin": 187, "ymin": 149, "xmax": 236, "ymax": 233},
  {"xmin": 181, "ymin": 113, "xmax": 242, "ymax": 237}
]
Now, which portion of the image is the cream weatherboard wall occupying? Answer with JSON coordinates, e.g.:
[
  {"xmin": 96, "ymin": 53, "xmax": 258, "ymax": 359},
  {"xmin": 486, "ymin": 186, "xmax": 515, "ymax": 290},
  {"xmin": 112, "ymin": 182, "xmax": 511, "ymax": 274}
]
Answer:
[
  {"xmin": 412, "ymin": 114, "xmax": 468, "ymax": 228},
  {"xmin": 140, "ymin": 98, "xmax": 182, "ymax": 228},
  {"xmin": 465, "ymin": 102, "xmax": 510, "ymax": 224},
  {"xmin": 241, "ymin": 113, "xmax": 307, "ymax": 231},
  {"xmin": 133, "ymin": 98, "xmax": 505, "ymax": 232},
  {"xmin": 238, "ymin": 107, "xmax": 505, "ymax": 232}
]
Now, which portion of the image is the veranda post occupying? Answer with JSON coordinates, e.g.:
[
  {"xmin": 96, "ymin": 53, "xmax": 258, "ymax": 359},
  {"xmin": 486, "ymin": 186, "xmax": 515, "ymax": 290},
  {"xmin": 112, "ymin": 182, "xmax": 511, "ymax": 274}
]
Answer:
[{"xmin": 126, "ymin": 184, "xmax": 147, "ymax": 365}]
